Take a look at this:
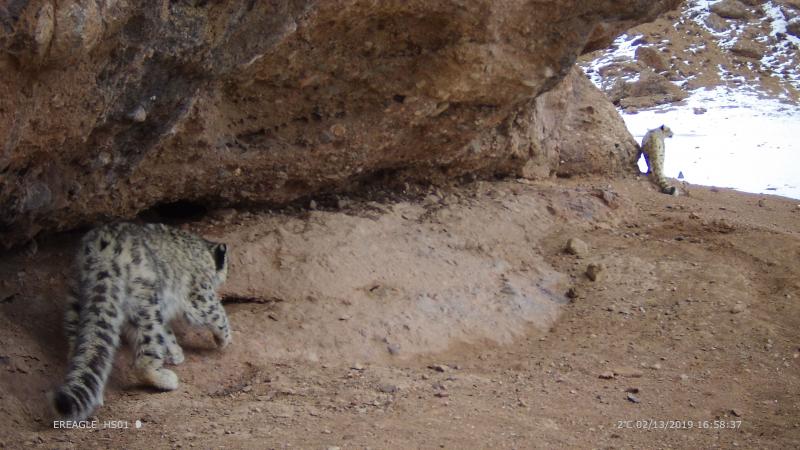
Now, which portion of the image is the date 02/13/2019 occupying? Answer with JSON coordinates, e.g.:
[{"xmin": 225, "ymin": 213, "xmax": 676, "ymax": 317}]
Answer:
[{"xmin": 617, "ymin": 420, "xmax": 743, "ymax": 430}]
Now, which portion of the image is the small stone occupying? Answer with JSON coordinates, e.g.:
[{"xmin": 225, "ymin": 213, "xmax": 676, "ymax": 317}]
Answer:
[
  {"xmin": 597, "ymin": 189, "xmax": 620, "ymax": 209},
  {"xmin": 757, "ymin": 199, "xmax": 765, "ymax": 207},
  {"xmin": 565, "ymin": 238, "xmax": 589, "ymax": 257},
  {"xmin": 566, "ymin": 287, "xmax": 579, "ymax": 299},
  {"xmin": 693, "ymin": 107, "xmax": 707, "ymax": 115},
  {"xmin": 731, "ymin": 409, "xmax": 742, "ymax": 417},
  {"xmin": 599, "ymin": 371, "xmax": 615, "ymax": 380},
  {"xmin": 378, "ymin": 384, "xmax": 398, "ymax": 394},
  {"xmin": 650, "ymin": 363, "xmax": 662, "ymax": 370},
  {"xmin": 586, "ymin": 263, "xmax": 605, "ymax": 282},
  {"xmin": 309, "ymin": 200, "xmax": 317, "ymax": 210},
  {"xmin": 351, "ymin": 363, "xmax": 365, "ymax": 371},
  {"xmin": 626, "ymin": 393, "xmax": 640, "ymax": 403},
  {"xmin": 242, "ymin": 385, "xmax": 252, "ymax": 393},
  {"xmin": 679, "ymin": 374, "xmax": 689, "ymax": 381},
  {"xmin": 434, "ymin": 391, "xmax": 449, "ymax": 398},
  {"xmin": 129, "ymin": 105, "xmax": 147, "ymax": 122},
  {"xmin": 387, "ymin": 343, "xmax": 401, "ymax": 355},
  {"xmin": 330, "ymin": 123, "xmax": 346, "ymax": 138},
  {"xmin": 428, "ymin": 364, "xmax": 449, "ymax": 373},
  {"xmin": 614, "ymin": 368, "xmax": 644, "ymax": 378},
  {"xmin": 731, "ymin": 303, "xmax": 746, "ymax": 314}
]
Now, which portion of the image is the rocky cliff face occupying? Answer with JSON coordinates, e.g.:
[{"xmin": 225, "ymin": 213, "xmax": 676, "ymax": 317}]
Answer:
[{"xmin": 0, "ymin": 0, "xmax": 680, "ymax": 245}]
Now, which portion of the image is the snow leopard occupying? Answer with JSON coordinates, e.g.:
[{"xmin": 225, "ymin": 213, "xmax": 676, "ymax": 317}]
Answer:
[
  {"xmin": 640, "ymin": 124, "xmax": 677, "ymax": 195},
  {"xmin": 50, "ymin": 222, "xmax": 231, "ymax": 421}
]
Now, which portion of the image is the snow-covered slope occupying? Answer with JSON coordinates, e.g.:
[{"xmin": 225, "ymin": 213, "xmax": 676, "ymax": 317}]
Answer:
[
  {"xmin": 625, "ymin": 86, "xmax": 800, "ymax": 199},
  {"xmin": 580, "ymin": 0, "xmax": 800, "ymax": 199}
]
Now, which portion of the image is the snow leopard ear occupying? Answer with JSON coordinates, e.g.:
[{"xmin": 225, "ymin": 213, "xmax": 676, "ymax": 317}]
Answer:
[
  {"xmin": 213, "ymin": 243, "xmax": 227, "ymax": 271},
  {"xmin": 660, "ymin": 124, "xmax": 665, "ymax": 130}
]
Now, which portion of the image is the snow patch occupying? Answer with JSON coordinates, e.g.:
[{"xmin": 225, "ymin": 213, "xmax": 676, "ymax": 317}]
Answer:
[
  {"xmin": 624, "ymin": 86, "xmax": 800, "ymax": 199},
  {"xmin": 582, "ymin": 33, "xmax": 644, "ymax": 89}
]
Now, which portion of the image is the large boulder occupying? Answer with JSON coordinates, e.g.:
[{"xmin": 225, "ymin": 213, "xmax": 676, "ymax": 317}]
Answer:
[
  {"xmin": 532, "ymin": 67, "xmax": 641, "ymax": 177},
  {"xmin": 730, "ymin": 39, "xmax": 765, "ymax": 59},
  {"xmin": 711, "ymin": 0, "xmax": 751, "ymax": 20},
  {"xmin": 787, "ymin": 18, "xmax": 800, "ymax": 37},
  {"xmin": 0, "ymin": 0, "xmax": 680, "ymax": 245},
  {"xmin": 636, "ymin": 46, "xmax": 671, "ymax": 73},
  {"xmin": 609, "ymin": 68, "xmax": 688, "ymax": 110}
]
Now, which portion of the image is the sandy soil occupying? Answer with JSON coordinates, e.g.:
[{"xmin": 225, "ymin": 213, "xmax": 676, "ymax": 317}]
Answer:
[{"xmin": 1, "ymin": 176, "xmax": 799, "ymax": 449}]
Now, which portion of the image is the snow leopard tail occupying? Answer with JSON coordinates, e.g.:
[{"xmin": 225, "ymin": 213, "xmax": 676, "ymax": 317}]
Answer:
[
  {"xmin": 652, "ymin": 173, "xmax": 678, "ymax": 196},
  {"xmin": 51, "ymin": 234, "xmax": 125, "ymax": 421}
]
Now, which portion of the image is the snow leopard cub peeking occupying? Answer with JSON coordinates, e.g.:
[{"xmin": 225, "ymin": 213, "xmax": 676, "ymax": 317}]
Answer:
[
  {"xmin": 640, "ymin": 124, "xmax": 678, "ymax": 196},
  {"xmin": 50, "ymin": 222, "xmax": 231, "ymax": 421}
]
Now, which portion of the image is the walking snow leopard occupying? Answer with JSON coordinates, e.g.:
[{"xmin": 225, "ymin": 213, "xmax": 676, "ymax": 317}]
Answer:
[
  {"xmin": 50, "ymin": 222, "xmax": 231, "ymax": 421},
  {"xmin": 640, "ymin": 125, "xmax": 677, "ymax": 195}
]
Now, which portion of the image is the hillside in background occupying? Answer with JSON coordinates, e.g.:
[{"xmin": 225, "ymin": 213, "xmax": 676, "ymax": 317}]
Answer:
[
  {"xmin": 580, "ymin": 0, "xmax": 800, "ymax": 199},
  {"xmin": 582, "ymin": 0, "xmax": 799, "ymax": 107}
]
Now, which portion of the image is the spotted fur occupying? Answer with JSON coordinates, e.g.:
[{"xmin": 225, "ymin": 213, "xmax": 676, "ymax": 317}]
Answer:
[
  {"xmin": 640, "ymin": 124, "xmax": 677, "ymax": 195},
  {"xmin": 51, "ymin": 222, "xmax": 231, "ymax": 421}
]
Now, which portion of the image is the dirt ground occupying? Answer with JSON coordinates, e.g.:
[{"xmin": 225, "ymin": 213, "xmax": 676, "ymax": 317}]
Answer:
[{"xmin": 1, "ymin": 176, "xmax": 799, "ymax": 449}]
